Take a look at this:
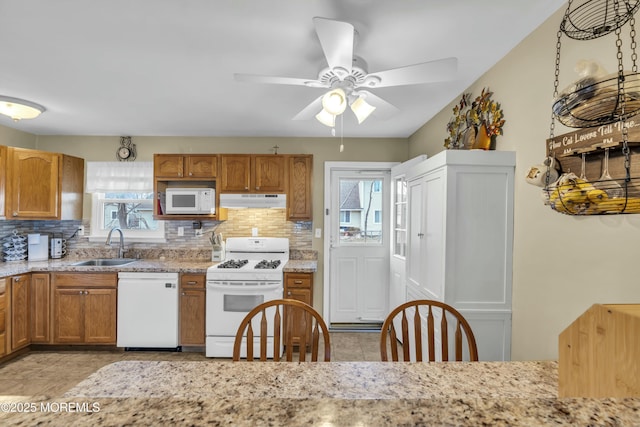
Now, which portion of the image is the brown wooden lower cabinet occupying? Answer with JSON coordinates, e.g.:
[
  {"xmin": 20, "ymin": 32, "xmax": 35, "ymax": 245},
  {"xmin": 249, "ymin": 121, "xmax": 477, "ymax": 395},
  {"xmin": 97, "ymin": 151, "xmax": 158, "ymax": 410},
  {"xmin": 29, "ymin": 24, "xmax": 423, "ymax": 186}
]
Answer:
[
  {"xmin": 52, "ymin": 272, "xmax": 117, "ymax": 345},
  {"xmin": 179, "ymin": 273, "xmax": 205, "ymax": 346},
  {"xmin": 30, "ymin": 273, "xmax": 50, "ymax": 343},
  {"xmin": 0, "ymin": 278, "xmax": 7, "ymax": 356},
  {"xmin": 10, "ymin": 274, "xmax": 30, "ymax": 351},
  {"xmin": 284, "ymin": 272, "xmax": 314, "ymax": 348}
]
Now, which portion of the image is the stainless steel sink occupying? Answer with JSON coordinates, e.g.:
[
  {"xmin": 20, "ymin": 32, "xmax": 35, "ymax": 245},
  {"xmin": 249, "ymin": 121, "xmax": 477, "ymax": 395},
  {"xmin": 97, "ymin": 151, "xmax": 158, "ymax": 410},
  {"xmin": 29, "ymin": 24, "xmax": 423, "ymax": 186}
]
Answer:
[{"xmin": 71, "ymin": 258, "xmax": 138, "ymax": 266}]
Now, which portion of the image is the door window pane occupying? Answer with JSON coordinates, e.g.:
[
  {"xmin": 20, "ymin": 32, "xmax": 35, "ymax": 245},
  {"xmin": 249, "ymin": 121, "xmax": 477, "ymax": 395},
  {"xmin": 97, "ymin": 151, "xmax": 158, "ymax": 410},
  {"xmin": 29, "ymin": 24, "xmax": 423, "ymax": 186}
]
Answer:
[
  {"xmin": 339, "ymin": 178, "xmax": 383, "ymax": 244},
  {"xmin": 393, "ymin": 176, "xmax": 408, "ymax": 257}
]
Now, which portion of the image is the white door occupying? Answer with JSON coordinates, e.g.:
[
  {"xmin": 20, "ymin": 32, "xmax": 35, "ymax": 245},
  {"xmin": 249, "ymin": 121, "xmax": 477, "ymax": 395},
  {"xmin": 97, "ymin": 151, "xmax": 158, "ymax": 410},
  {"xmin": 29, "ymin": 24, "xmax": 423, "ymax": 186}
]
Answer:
[
  {"xmin": 407, "ymin": 169, "xmax": 445, "ymax": 300},
  {"xmin": 324, "ymin": 162, "xmax": 395, "ymax": 326},
  {"xmin": 389, "ymin": 156, "xmax": 427, "ymax": 337}
]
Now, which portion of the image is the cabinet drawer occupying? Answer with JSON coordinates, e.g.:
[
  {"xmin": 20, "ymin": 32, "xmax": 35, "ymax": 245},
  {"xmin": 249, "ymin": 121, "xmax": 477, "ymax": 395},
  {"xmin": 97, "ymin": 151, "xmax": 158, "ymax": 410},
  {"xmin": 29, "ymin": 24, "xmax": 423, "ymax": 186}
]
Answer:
[
  {"xmin": 52, "ymin": 272, "xmax": 117, "ymax": 288},
  {"xmin": 285, "ymin": 274, "xmax": 312, "ymax": 288},
  {"xmin": 180, "ymin": 273, "xmax": 205, "ymax": 289}
]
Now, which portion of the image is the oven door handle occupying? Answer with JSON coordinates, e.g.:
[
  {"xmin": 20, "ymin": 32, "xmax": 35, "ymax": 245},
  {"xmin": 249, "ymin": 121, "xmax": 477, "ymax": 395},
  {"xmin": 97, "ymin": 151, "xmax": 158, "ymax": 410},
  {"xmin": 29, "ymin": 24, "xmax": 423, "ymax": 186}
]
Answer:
[{"xmin": 206, "ymin": 281, "xmax": 282, "ymax": 292}]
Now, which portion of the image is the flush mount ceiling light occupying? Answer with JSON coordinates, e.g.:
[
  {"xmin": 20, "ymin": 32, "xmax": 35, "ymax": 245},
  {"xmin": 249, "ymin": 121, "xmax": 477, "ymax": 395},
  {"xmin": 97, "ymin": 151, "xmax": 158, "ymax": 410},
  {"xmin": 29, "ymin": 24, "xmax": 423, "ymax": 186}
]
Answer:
[{"xmin": 0, "ymin": 95, "xmax": 46, "ymax": 121}]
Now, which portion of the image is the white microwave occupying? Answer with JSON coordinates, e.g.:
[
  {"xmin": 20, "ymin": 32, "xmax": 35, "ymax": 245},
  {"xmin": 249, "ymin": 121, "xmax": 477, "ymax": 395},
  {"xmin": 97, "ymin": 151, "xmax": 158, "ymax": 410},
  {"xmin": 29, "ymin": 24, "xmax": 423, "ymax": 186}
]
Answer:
[{"xmin": 165, "ymin": 188, "xmax": 215, "ymax": 214}]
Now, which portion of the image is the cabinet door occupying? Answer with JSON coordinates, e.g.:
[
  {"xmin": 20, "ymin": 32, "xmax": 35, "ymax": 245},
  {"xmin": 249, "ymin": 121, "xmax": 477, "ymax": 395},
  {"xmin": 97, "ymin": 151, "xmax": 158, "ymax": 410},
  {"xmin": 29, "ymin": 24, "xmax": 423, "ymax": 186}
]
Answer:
[
  {"xmin": 84, "ymin": 289, "xmax": 117, "ymax": 344},
  {"xmin": 10, "ymin": 275, "xmax": 31, "ymax": 351},
  {"xmin": 0, "ymin": 145, "xmax": 6, "ymax": 219},
  {"xmin": 254, "ymin": 155, "xmax": 286, "ymax": 192},
  {"xmin": 180, "ymin": 289, "xmax": 205, "ymax": 345},
  {"xmin": 288, "ymin": 155, "xmax": 312, "ymax": 220},
  {"xmin": 7, "ymin": 148, "xmax": 60, "ymax": 219},
  {"xmin": 186, "ymin": 155, "xmax": 217, "ymax": 178},
  {"xmin": 54, "ymin": 288, "xmax": 84, "ymax": 343},
  {"xmin": 0, "ymin": 278, "xmax": 6, "ymax": 357},
  {"xmin": 284, "ymin": 273, "xmax": 313, "ymax": 347},
  {"xmin": 30, "ymin": 273, "xmax": 50, "ymax": 343},
  {"xmin": 154, "ymin": 154, "xmax": 185, "ymax": 178},
  {"xmin": 220, "ymin": 155, "xmax": 251, "ymax": 192}
]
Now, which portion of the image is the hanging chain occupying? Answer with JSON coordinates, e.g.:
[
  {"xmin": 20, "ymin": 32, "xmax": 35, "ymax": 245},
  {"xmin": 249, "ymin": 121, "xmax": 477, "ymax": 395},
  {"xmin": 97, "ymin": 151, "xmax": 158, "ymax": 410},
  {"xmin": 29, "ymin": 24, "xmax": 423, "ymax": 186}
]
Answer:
[
  {"xmin": 631, "ymin": 15, "xmax": 638, "ymax": 72},
  {"xmin": 550, "ymin": 29, "xmax": 563, "ymax": 141},
  {"xmin": 546, "ymin": 28, "xmax": 564, "ymax": 189}
]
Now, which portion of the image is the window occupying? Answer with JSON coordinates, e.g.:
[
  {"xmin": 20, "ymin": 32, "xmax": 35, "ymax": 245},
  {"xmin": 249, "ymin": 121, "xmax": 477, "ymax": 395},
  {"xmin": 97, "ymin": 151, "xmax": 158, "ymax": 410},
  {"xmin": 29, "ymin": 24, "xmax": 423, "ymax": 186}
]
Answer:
[
  {"xmin": 340, "ymin": 211, "xmax": 351, "ymax": 223},
  {"xmin": 373, "ymin": 180, "xmax": 382, "ymax": 192},
  {"xmin": 87, "ymin": 162, "xmax": 165, "ymax": 242},
  {"xmin": 374, "ymin": 210, "xmax": 381, "ymax": 223},
  {"xmin": 393, "ymin": 176, "xmax": 408, "ymax": 257}
]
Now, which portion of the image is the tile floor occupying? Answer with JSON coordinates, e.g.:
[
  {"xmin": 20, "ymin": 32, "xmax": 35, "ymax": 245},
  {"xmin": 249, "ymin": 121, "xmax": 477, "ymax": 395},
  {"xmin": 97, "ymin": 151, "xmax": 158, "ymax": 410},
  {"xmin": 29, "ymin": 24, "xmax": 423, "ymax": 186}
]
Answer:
[{"xmin": 0, "ymin": 331, "xmax": 381, "ymax": 398}]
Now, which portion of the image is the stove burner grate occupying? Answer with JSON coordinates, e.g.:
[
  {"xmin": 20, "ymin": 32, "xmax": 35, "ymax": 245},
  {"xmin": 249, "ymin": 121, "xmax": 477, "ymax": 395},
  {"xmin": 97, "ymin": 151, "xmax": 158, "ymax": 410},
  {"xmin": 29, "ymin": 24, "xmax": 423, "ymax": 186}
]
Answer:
[
  {"xmin": 217, "ymin": 259, "xmax": 249, "ymax": 269},
  {"xmin": 255, "ymin": 259, "xmax": 282, "ymax": 269}
]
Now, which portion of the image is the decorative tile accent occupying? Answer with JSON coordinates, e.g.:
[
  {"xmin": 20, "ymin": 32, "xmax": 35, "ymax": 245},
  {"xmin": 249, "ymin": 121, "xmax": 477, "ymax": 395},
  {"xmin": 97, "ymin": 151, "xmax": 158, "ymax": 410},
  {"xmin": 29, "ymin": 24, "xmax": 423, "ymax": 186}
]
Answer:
[{"xmin": 0, "ymin": 209, "xmax": 312, "ymax": 262}]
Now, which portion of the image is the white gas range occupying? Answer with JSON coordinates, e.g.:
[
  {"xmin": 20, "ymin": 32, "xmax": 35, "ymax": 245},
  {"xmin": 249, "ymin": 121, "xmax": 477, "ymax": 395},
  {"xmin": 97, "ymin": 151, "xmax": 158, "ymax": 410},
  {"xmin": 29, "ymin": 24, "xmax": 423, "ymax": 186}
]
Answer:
[{"xmin": 205, "ymin": 237, "xmax": 289, "ymax": 358}]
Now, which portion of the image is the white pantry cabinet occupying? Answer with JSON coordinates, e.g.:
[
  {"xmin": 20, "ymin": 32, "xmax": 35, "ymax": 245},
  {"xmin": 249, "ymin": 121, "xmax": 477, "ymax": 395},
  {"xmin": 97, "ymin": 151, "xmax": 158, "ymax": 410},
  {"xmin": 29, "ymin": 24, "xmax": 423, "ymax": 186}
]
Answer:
[{"xmin": 406, "ymin": 150, "xmax": 515, "ymax": 361}]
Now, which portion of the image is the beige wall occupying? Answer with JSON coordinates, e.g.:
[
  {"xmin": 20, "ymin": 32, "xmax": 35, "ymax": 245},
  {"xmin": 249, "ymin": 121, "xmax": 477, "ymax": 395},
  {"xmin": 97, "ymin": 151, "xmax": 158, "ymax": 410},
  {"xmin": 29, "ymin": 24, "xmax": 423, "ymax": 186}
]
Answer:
[
  {"xmin": 409, "ymin": 4, "xmax": 640, "ymax": 360},
  {"xmin": 34, "ymin": 134, "xmax": 409, "ymax": 313},
  {"xmin": 0, "ymin": 124, "xmax": 37, "ymax": 148}
]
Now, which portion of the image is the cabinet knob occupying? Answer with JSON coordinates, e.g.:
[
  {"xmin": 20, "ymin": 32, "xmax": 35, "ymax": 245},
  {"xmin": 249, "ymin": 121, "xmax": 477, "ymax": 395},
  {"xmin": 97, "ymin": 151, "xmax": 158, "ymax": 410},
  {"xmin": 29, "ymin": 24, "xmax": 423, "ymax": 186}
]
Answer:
[
  {"xmin": 294, "ymin": 280, "xmax": 303, "ymax": 284},
  {"xmin": 12, "ymin": 212, "xmax": 18, "ymax": 217},
  {"xmin": 256, "ymin": 186, "xmax": 260, "ymax": 190},
  {"xmin": 418, "ymin": 233, "xmax": 424, "ymax": 238},
  {"xmin": 244, "ymin": 186, "xmax": 249, "ymax": 190},
  {"xmin": 189, "ymin": 172, "xmax": 193, "ymax": 176},
  {"xmin": 182, "ymin": 292, "xmax": 186, "ymax": 296},
  {"xmin": 187, "ymin": 281, "xmax": 197, "ymax": 285},
  {"xmin": 14, "ymin": 277, "xmax": 20, "ymax": 282},
  {"xmin": 287, "ymin": 291, "xmax": 292, "ymax": 296},
  {"xmin": 79, "ymin": 290, "xmax": 84, "ymax": 295}
]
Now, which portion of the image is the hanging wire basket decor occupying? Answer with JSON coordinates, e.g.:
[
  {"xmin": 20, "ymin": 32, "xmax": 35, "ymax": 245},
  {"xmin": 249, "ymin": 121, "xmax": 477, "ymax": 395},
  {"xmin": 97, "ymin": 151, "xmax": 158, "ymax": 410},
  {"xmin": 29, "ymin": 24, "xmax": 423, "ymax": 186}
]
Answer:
[
  {"xmin": 560, "ymin": 0, "xmax": 640, "ymax": 40},
  {"xmin": 552, "ymin": 71, "xmax": 640, "ymax": 127}
]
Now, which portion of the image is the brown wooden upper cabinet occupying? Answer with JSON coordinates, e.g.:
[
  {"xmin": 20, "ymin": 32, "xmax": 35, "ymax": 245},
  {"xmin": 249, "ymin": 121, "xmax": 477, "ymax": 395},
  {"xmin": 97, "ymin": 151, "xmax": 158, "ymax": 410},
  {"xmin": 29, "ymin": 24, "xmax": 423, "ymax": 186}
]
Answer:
[
  {"xmin": 3, "ymin": 147, "xmax": 84, "ymax": 220},
  {"xmin": 288, "ymin": 155, "xmax": 313, "ymax": 220},
  {"xmin": 220, "ymin": 154, "xmax": 286, "ymax": 193},
  {"xmin": 154, "ymin": 154, "xmax": 217, "ymax": 179}
]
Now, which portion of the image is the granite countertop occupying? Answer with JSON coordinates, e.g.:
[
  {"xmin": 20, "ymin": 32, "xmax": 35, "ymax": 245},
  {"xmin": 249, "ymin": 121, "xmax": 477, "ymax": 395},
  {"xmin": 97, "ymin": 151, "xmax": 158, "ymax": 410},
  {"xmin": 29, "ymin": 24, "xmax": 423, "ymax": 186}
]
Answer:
[
  {"xmin": 0, "ymin": 258, "xmax": 317, "ymax": 277},
  {"xmin": 1, "ymin": 361, "xmax": 639, "ymax": 426}
]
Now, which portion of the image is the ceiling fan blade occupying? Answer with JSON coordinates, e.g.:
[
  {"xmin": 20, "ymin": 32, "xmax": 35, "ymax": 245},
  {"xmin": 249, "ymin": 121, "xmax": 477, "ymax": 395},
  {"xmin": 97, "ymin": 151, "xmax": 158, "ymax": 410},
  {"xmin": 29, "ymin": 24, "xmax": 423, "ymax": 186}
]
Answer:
[
  {"xmin": 357, "ymin": 90, "xmax": 399, "ymax": 119},
  {"xmin": 360, "ymin": 57, "xmax": 458, "ymax": 88},
  {"xmin": 292, "ymin": 95, "xmax": 323, "ymax": 120},
  {"xmin": 234, "ymin": 73, "xmax": 326, "ymax": 87},
  {"xmin": 313, "ymin": 17, "xmax": 354, "ymax": 75}
]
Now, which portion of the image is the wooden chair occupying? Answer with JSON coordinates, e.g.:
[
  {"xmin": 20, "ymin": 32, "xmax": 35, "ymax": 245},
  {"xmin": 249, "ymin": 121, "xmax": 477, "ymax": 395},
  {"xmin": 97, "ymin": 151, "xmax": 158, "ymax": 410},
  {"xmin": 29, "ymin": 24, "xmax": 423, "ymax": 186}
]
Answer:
[
  {"xmin": 380, "ymin": 300, "xmax": 479, "ymax": 362},
  {"xmin": 233, "ymin": 299, "xmax": 331, "ymax": 362}
]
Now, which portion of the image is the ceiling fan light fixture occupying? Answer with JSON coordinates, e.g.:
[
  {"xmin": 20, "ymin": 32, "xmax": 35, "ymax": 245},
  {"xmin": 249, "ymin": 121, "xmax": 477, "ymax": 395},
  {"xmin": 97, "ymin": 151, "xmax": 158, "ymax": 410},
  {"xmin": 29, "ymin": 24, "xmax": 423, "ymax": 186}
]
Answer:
[
  {"xmin": 315, "ymin": 108, "xmax": 336, "ymax": 127},
  {"xmin": 351, "ymin": 95, "xmax": 376, "ymax": 124},
  {"xmin": 322, "ymin": 88, "xmax": 347, "ymax": 115},
  {"xmin": 0, "ymin": 95, "xmax": 45, "ymax": 121}
]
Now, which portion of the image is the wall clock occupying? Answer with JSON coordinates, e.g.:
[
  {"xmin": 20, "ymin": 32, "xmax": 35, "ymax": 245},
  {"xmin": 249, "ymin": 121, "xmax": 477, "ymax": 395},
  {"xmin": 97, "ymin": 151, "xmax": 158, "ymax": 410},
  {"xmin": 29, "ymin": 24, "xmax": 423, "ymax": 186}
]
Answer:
[{"xmin": 116, "ymin": 136, "xmax": 136, "ymax": 161}]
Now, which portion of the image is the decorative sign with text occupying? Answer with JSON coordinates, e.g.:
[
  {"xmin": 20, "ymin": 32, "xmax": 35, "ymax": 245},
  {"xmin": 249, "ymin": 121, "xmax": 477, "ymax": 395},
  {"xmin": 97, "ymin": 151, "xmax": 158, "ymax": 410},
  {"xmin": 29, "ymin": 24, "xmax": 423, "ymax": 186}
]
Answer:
[{"xmin": 546, "ymin": 119, "xmax": 640, "ymax": 158}]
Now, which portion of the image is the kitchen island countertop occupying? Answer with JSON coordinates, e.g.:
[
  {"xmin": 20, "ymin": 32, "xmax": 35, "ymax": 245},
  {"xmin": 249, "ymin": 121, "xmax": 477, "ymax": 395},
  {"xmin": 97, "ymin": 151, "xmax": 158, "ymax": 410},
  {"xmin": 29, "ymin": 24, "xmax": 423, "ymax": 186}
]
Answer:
[{"xmin": 1, "ymin": 360, "xmax": 638, "ymax": 426}]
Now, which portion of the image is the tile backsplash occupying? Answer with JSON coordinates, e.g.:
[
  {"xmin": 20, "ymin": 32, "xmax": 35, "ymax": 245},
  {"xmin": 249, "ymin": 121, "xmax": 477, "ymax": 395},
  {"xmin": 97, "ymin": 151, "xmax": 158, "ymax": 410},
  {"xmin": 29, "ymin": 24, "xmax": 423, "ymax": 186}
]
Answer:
[{"xmin": 0, "ymin": 209, "xmax": 312, "ymax": 260}]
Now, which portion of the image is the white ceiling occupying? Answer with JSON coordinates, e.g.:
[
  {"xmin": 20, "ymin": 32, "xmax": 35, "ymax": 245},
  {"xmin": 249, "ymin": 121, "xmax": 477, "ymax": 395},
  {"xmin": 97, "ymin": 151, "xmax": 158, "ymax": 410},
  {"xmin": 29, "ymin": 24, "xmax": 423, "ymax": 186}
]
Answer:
[{"xmin": 0, "ymin": 0, "xmax": 566, "ymax": 138}]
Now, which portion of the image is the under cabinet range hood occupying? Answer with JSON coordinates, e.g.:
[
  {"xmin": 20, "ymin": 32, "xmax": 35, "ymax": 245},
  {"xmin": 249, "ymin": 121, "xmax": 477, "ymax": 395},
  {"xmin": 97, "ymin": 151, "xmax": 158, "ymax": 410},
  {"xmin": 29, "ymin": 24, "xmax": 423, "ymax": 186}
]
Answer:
[{"xmin": 219, "ymin": 193, "xmax": 286, "ymax": 208}]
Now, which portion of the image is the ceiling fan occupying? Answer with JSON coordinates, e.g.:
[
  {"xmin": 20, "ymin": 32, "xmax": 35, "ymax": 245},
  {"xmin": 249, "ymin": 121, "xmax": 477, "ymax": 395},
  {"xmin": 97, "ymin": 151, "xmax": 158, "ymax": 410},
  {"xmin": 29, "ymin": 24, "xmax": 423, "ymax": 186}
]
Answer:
[{"xmin": 234, "ymin": 17, "xmax": 457, "ymax": 127}]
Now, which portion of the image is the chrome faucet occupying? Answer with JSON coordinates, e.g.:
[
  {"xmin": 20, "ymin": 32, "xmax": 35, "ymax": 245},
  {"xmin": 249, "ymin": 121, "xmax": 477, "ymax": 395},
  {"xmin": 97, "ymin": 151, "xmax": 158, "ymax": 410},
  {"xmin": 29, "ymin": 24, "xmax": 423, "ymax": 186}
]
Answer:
[{"xmin": 106, "ymin": 227, "xmax": 126, "ymax": 258}]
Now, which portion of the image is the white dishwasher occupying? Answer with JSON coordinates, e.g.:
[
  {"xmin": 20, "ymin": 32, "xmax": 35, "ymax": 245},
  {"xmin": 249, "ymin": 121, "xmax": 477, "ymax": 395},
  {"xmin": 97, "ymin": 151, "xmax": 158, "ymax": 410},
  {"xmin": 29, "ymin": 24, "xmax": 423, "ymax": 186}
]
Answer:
[{"xmin": 117, "ymin": 272, "xmax": 180, "ymax": 350}]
